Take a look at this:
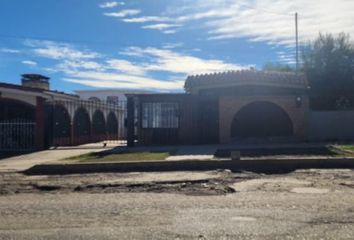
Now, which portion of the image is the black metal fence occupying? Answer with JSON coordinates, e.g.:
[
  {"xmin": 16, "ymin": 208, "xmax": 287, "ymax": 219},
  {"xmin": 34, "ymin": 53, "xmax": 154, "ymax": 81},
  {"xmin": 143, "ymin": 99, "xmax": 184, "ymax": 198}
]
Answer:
[
  {"xmin": 45, "ymin": 99, "xmax": 127, "ymax": 147},
  {"xmin": 0, "ymin": 121, "xmax": 36, "ymax": 151}
]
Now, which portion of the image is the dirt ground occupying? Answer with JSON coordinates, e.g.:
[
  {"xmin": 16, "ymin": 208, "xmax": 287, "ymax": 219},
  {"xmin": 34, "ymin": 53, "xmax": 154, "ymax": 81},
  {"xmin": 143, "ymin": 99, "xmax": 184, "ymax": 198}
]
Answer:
[{"xmin": 0, "ymin": 169, "xmax": 354, "ymax": 239}]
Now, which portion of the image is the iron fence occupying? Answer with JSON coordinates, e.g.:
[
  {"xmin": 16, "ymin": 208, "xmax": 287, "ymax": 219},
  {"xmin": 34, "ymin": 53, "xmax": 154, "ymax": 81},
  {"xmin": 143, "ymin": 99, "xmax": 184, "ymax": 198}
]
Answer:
[
  {"xmin": 45, "ymin": 99, "xmax": 127, "ymax": 147},
  {"xmin": 0, "ymin": 121, "xmax": 36, "ymax": 151}
]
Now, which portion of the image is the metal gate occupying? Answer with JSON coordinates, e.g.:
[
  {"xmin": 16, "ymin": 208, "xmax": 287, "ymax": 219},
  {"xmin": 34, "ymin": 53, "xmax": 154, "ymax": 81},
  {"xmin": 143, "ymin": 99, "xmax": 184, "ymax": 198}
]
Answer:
[
  {"xmin": 0, "ymin": 121, "xmax": 36, "ymax": 151},
  {"xmin": 45, "ymin": 99, "xmax": 127, "ymax": 147}
]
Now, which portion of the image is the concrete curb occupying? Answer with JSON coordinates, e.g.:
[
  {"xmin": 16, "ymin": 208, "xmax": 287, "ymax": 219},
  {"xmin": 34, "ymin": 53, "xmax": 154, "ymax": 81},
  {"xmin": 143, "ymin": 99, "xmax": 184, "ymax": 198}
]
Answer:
[{"xmin": 23, "ymin": 157, "xmax": 354, "ymax": 175}]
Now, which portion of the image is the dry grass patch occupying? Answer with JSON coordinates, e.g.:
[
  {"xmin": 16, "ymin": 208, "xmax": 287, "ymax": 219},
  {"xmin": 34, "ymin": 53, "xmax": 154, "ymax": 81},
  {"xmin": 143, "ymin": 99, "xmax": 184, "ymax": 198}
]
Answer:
[{"xmin": 65, "ymin": 151, "xmax": 171, "ymax": 163}]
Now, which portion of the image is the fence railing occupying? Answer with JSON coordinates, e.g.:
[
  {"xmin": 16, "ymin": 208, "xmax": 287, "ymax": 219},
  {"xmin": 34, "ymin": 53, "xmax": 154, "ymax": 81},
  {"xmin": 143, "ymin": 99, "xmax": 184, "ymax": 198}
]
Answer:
[
  {"xmin": 45, "ymin": 99, "xmax": 127, "ymax": 147},
  {"xmin": 0, "ymin": 121, "xmax": 36, "ymax": 151}
]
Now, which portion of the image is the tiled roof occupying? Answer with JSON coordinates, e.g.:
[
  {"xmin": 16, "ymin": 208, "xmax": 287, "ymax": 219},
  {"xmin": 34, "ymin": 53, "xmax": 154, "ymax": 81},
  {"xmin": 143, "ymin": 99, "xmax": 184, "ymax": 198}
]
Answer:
[{"xmin": 184, "ymin": 70, "xmax": 308, "ymax": 92}]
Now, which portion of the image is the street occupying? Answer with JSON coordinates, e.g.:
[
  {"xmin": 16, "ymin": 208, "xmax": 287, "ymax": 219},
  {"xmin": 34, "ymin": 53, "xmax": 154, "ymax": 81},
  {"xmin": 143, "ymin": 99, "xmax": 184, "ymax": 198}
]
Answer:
[{"xmin": 0, "ymin": 169, "xmax": 353, "ymax": 239}]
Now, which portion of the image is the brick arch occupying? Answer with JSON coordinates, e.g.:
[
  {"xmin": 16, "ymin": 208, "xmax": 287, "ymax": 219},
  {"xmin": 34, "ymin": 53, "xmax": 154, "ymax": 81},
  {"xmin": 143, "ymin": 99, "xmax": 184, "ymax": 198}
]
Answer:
[
  {"xmin": 0, "ymin": 97, "xmax": 35, "ymax": 121},
  {"xmin": 231, "ymin": 101, "xmax": 293, "ymax": 139},
  {"xmin": 219, "ymin": 96, "xmax": 307, "ymax": 143},
  {"xmin": 50, "ymin": 104, "xmax": 71, "ymax": 146}
]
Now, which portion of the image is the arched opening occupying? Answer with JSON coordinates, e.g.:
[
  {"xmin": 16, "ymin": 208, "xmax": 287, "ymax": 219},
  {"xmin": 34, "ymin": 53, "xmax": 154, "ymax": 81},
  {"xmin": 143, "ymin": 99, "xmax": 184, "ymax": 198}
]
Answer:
[
  {"xmin": 231, "ymin": 101, "xmax": 293, "ymax": 140},
  {"xmin": 0, "ymin": 98, "xmax": 35, "ymax": 122},
  {"xmin": 88, "ymin": 97, "xmax": 101, "ymax": 102},
  {"xmin": 106, "ymin": 112, "xmax": 118, "ymax": 140},
  {"xmin": 92, "ymin": 110, "xmax": 106, "ymax": 142},
  {"xmin": 52, "ymin": 105, "xmax": 71, "ymax": 146},
  {"xmin": 73, "ymin": 107, "xmax": 91, "ymax": 145},
  {"xmin": 0, "ymin": 98, "xmax": 36, "ymax": 150}
]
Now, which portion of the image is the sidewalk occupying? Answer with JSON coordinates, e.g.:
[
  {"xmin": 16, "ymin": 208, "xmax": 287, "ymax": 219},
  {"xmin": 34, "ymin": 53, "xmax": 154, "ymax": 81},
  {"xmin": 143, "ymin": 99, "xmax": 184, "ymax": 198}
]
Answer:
[{"xmin": 0, "ymin": 143, "xmax": 117, "ymax": 173}]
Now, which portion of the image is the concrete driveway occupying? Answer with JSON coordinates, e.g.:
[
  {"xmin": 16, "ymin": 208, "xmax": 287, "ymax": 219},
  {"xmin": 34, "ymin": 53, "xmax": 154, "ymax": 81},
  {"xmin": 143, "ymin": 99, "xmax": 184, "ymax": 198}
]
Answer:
[{"xmin": 0, "ymin": 143, "xmax": 116, "ymax": 172}]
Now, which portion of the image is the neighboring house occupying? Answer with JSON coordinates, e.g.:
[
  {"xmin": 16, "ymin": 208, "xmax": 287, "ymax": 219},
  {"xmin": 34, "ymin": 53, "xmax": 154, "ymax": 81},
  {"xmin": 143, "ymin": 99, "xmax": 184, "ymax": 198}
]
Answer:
[{"xmin": 0, "ymin": 74, "xmax": 125, "ymax": 151}]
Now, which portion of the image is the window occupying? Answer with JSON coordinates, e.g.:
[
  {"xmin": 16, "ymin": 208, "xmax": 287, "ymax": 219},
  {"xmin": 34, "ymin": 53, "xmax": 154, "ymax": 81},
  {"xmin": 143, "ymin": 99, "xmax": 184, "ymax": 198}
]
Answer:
[{"xmin": 142, "ymin": 102, "xmax": 179, "ymax": 128}]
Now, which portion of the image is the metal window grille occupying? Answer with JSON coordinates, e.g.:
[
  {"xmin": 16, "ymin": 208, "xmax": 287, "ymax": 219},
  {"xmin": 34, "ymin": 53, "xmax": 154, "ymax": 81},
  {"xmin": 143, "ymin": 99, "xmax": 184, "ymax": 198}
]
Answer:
[{"xmin": 142, "ymin": 102, "xmax": 179, "ymax": 129}]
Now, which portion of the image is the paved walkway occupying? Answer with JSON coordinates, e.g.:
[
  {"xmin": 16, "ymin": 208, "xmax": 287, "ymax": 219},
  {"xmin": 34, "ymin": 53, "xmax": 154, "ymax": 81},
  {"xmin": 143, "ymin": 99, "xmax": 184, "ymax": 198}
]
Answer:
[{"xmin": 0, "ymin": 143, "xmax": 117, "ymax": 173}]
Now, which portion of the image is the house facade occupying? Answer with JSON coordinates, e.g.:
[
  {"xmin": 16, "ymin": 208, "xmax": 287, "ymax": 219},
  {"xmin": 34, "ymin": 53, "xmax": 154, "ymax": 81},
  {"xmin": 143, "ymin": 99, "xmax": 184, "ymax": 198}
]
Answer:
[{"xmin": 127, "ymin": 70, "xmax": 309, "ymax": 146}]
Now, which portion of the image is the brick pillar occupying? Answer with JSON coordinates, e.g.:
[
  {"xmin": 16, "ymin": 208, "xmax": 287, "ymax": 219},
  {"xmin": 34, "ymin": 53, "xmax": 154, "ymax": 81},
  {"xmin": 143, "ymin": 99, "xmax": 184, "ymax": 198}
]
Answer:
[{"xmin": 35, "ymin": 97, "xmax": 45, "ymax": 150}]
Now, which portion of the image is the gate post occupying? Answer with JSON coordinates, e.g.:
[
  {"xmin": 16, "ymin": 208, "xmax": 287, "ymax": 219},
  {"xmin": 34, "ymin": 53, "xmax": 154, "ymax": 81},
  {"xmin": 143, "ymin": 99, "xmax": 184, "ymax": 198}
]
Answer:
[
  {"xmin": 35, "ymin": 97, "xmax": 45, "ymax": 150},
  {"xmin": 127, "ymin": 95, "xmax": 135, "ymax": 147}
]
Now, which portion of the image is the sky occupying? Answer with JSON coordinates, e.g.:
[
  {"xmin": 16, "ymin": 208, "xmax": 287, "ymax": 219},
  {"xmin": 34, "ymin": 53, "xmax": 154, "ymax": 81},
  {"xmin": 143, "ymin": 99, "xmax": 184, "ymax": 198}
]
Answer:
[{"xmin": 0, "ymin": 0, "xmax": 353, "ymax": 93}]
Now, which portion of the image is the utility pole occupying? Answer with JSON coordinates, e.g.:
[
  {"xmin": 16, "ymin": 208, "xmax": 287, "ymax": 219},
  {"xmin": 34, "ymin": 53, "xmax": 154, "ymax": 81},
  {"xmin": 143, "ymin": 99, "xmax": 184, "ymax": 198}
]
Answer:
[{"xmin": 295, "ymin": 12, "xmax": 299, "ymax": 72}]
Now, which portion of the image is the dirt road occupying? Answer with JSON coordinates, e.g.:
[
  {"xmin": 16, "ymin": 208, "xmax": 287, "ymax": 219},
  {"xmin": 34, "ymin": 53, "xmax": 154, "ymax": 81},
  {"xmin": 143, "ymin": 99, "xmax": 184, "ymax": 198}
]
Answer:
[{"xmin": 0, "ymin": 169, "xmax": 353, "ymax": 239}]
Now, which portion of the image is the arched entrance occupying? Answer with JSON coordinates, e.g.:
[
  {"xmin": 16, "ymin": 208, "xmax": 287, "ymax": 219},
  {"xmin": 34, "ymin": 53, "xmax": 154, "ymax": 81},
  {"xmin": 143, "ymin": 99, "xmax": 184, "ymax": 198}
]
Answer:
[
  {"xmin": 106, "ymin": 112, "xmax": 118, "ymax": 140},
  {"xmin": 73, "ymin": 107, "xmax": 91, "ymax": 145},
  {"xmin": 92, "ymin": 110, "xmax": 106, "ymax": 142},
  {"xmin": 0, "ymin": 98, "xmax": 36, "ymax": 150},
  {"xmin": 52, "ymin": 105, "xmax": 71, "ymax": 146},
  {"xmin": 231, "ymin": 101, "xmax": 293, "ymax": 140}
]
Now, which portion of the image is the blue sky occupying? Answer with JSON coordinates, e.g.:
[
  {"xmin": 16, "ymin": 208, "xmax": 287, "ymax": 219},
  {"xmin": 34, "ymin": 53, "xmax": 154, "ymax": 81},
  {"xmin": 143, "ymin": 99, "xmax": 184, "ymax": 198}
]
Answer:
[{"xmin": 0, "ymin": 0, "xmax": 353, "ymax": 93}]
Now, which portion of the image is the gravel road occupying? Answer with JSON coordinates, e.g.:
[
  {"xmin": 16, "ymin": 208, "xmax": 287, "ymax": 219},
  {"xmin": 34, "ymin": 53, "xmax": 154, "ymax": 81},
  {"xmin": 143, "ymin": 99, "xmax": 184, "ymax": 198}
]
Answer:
[{"xmin": 0, "ymin": 169, "xmax": 353, "ymax": 239}]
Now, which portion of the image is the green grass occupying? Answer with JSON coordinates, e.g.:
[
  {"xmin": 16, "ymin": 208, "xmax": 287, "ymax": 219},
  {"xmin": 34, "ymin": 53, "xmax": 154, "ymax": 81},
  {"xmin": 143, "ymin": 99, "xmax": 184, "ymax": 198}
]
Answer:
[
  {"xmin": 331, "ymin": 144, "xmax": 354, "ymax": 153},
  {"xmin": 65, "ymin": 151, "xmax": 171, "ymax": 163}
]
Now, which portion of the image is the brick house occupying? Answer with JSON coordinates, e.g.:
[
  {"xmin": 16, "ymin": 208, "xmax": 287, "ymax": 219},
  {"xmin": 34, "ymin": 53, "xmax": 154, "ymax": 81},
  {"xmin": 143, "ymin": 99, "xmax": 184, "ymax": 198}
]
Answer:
[{"xmin": 127, "ymin": 70, "xmax": 309, "ymax": 146}]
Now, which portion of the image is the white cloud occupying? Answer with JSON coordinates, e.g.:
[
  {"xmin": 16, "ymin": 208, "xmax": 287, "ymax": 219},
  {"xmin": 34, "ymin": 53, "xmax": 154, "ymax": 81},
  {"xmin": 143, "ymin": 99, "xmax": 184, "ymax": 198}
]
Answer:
[
  {"xmin": 122, "ymin": 47, "xmax": 249, "ymax": 75},
  {"xmin": 122, "ymin": 16, "xmax": 171, "ymax": 23},
  {"xmin": 0, "ymin": 48, "xmax": 20, "ymax": 54},
  {"xmin": 118, "ymin": 0, "xmax": 354, "ymax": 46},
  {"xmin": 142, "ymin": 23, "xmax": 181, "ymax": 30},
  {"xmin": 276, "ymin": 51, "xmax": 297, "ymax": 64},
  {"xmin": 26, "ymin": 40, "xmax": 101, "ymax": 60},
  {"xmin": 22, "ymin": 60, "xmax": 37, "ymax": 66},
  {"xmin": 64, "ymin": 72, "xmax": 184, "ymax": 90},
  {"xmin": 56, "ymin": 60, "xmax": 103, "ymax": 72},
  {"xmin": 163, "ymin": 29, "xmax": 178, "ymax": 34},
  {"xmin": 162, "ymin": 42, "xmax": 184, "ymax": 49},
  {"xmin": 99, "ymin": 1, "xmax": 124, "ymax": 9},
  {"xmin": 24, "ymin": 40, "xmax": 249, "ymax": 91},
  {"xmin": 104, "ymin": 9, "xmax": 141, "ymax": 18},
  {"xmin": 106, "ymin": 59, "xmax": 146, "ymax": 76}
]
